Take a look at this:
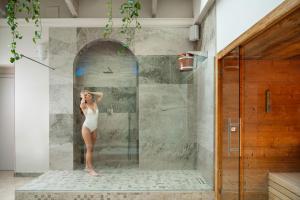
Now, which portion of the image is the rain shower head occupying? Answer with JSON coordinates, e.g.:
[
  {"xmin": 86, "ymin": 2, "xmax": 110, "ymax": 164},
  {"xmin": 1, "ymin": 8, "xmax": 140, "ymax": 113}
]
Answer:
[
  {"xmin": 103, "ymin": 66, "xmax": 113, "ymax": 73},
  {"xmin": 187, "ymin": 51, "xmax": 208, "ymax": 62},
  {"xmin": 178, "ymin": 51, "xmax": 208, "ymax": 72}
]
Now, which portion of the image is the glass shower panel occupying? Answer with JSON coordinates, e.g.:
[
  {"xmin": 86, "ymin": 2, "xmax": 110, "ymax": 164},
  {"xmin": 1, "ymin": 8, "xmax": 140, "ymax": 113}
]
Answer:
[
  {"xmin": 73, "ymin": 40, "xmax": 139, "ymax": 169},
  {"xmin": 220, "ymin": 47, "xmax": 240, "ymax": 200}
]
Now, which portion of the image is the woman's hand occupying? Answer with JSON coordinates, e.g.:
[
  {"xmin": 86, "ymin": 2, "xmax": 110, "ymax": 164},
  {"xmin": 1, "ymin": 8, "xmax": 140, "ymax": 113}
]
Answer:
[
  {"xmin": 80, "ymin": 91, "xmax": 87, "ymax": 105},
  {"xmin": 80, "ymin": 92, "xmax": 85, "ymax": 99}
]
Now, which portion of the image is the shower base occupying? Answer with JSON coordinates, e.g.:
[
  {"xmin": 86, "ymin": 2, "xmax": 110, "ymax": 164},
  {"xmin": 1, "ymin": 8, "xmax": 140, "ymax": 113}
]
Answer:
[{"xmin": 16, "ymin": 170, "xmax": 214, "ymax": 200}]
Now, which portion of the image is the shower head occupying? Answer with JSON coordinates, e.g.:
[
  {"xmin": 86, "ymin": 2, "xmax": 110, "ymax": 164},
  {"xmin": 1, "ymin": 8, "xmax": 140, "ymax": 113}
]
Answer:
[
  {"xmin": 177, "ymin": 51, "xmax": 208, "ymax": 72},
  {"xmin": 103, "ymin": 66, "xmax": 113, "ymax": 73},
  {"xmin": 187, "ymin": 51, "xmax": 208, "ymax": 62}
]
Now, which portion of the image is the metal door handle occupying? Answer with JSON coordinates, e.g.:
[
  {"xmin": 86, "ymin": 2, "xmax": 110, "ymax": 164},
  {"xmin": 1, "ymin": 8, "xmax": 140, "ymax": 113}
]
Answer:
[{"xmin": 227, "ymin": 118, "xmax": 240, "ymax": 157}]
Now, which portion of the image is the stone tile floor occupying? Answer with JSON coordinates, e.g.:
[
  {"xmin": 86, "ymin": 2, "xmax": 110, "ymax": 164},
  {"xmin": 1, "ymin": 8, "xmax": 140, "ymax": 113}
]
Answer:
[{"xmin": 17, "ymin": 170, "xmax": 212, "ymax": 191}]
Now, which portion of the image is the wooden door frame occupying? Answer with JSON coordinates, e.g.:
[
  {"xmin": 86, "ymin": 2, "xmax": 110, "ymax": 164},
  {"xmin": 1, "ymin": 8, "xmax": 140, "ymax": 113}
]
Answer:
[
  {"xmin": 214, "ymin": 1, "xmax": 300, "ymax": 199},
  {"xmin": 215, "ymin": 56, "xmax": 222, "ymax": 200}
]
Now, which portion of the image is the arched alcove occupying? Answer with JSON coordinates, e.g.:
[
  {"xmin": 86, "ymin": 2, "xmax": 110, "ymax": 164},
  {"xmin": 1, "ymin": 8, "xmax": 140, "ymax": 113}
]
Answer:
[{"xmin": 73, "ymin": 39, "xmax": 139, "ymax": 169}]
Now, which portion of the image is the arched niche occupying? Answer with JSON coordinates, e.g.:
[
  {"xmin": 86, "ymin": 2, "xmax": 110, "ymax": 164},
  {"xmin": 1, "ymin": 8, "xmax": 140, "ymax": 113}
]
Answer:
[{"xmin": 73, "ymin": 39, "xmax": 139, "ymax": 169}]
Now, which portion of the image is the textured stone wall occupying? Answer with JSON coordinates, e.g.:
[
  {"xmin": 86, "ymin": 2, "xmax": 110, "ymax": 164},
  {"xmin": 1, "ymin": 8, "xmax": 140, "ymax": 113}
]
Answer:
[
  {"xmin": 49, "ymin": 26, "xmax": 195, "ymax": 170},
  {"xmin": 138, "ymin": 55, "xmax": 195, "ymax": 169},
  {"xmin": 49, "ymin": 28, "xmax": 77, "ymax": 170},
  {"xmin": 194, "ymin": 4, "xmax": 216, "ymax": 186}
]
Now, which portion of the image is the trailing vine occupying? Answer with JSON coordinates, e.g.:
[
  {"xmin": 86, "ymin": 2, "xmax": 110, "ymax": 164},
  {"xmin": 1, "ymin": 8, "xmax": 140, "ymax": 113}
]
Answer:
[
  {"xmin": 120, "ymin": 0, "xmax": 141, "ymax": 48},
  {"xmin": 6, "ymin": 0, "xmax": 42, "ymax": 63},
  {"xmin": 103, "ymin": 0, "xmax": 142, "ymax": 49},
  {"xmin": 103, "ymin": 0, "xmax": 113, "ymax": 39}
]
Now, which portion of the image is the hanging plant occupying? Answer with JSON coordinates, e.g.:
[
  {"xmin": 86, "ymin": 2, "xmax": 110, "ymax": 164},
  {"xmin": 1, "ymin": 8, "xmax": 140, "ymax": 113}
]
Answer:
[
  {"xmin": 6, "ymin": 0, "xmax": 42, "ymax": 63},
  {"xmin": 120, "ymin": 0, "xmax": 141, "ymax": 48},
  {"xmin": 103, "ymin": 0, "xmax": 113, "ymax": 38}
]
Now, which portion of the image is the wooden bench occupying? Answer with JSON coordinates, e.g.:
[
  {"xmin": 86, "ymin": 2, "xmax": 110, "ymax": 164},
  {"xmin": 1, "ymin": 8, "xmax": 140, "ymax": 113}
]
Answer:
[{"xmin": 269, "ymin": 173, "xmax": 300, "ymax": 200}]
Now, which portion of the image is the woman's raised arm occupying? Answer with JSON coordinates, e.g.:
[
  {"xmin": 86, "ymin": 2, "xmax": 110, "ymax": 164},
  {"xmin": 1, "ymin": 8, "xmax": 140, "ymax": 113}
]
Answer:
[{"xmin": 89, "ymin": 92, "xmax": 104, "ymax": 103}]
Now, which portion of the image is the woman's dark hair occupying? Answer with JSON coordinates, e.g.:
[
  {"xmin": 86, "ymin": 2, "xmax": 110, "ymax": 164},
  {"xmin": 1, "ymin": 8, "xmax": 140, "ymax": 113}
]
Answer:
[{"xmin": 80, "ymin": 97, "xmax": 85, "ymax": 116}]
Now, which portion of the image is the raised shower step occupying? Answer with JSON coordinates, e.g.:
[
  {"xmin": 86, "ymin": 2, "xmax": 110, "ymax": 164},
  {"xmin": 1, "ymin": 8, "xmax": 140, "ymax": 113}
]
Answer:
[{"xmin": 16, "ymin": 170, "xmax": 214, "ymax": 200}]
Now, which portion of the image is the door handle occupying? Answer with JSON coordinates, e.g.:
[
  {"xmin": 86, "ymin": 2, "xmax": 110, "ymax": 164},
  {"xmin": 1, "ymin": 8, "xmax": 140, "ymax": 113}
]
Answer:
[{"xmin": 227, "ymin": 118, "xmax": 240, "ymax": 157}]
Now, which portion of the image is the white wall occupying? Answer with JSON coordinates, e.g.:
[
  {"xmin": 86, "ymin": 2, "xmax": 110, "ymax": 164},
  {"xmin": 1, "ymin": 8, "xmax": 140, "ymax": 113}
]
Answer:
[
  {"xmin": 0, "ymin": 27, "xmax": 11, "ymax": 66},
  {"xmin": 216, "ymin": 0, "xmax": 284, "ymax": 52},
  {"xmin": 0, "ymin": 73, "xmax": 15, "ymax": 170},
  {"xmin": 0, "ymin": 26, "xmax": 50, "ymax": 173}
]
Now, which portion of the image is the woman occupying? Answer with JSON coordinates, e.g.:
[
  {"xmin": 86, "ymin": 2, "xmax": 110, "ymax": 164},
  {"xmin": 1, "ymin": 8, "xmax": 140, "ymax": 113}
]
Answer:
[{"xmin": 80, "ymin": 90, "xmax": 103, "ymax": 176}]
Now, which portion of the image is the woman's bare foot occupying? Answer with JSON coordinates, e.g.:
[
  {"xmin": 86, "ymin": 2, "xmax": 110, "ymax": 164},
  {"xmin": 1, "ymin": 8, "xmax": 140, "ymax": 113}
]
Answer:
[
  {"xmin": 88, "ymin": 169, "xmax": 99, "ymax": 176},
  {"xmin": 85, "ymin": 168, "xmax": 99, "ymax": 176}
]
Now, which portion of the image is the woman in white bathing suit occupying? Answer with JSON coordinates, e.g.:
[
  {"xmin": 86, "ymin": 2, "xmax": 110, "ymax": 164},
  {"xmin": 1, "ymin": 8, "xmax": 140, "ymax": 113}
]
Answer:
[{"xmin": 80, "ymin": 90, "xmax": 103, "ymax": 176}]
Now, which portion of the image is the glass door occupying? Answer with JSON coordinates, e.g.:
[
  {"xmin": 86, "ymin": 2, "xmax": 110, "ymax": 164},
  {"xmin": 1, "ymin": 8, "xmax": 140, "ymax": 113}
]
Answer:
[{"xmin": 219, "ymin": 47, "xmax": 240, "ymax": 200}]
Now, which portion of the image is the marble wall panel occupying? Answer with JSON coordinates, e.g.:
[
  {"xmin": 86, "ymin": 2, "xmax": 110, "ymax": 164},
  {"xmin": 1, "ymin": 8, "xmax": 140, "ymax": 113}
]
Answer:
[
  {"xmin": 138, "ymin": 55, "xmax": 192, "ymax": 84},
  {"xmin": 49, "ymin": 143, "xmax": 73, "ymax": 170},
  {"xmin": 94, "ymin": 113, "xmax": 138, "ymax": 168},
  {"xmin": 139, "ymin": 84, "xmax": 196, "ymax": 169},
  {"xmin": 49, "ymin": 55, "xmax": 75, "ymax": 85},
  {"xmin": 77, "ymin": 28, "xmax": 135, "ymax": 53},
  {"xmin": 74, "ymin": 41, "xmax": 137, "ymax": 88},
  {"xmin": 78, "ymin": 87, "xmax": 137, "ymax": 113},
  {"xmin": 50, "ymin": 114, "xmax": 73, "ymax": 145},
  {"xmin": 49, "ymin": 26, "xmax": 194, "ymax": 170},
  {"xmin": 135, "ymin": 27, "xmax": 193, "ymax": 55},
  {"xmin": 50, "ymin": 84, "xmax": 73, "ymax": 114},
  {"xmin": 49, "ymin": 28, "xmax": 77, "ymax": 170}
]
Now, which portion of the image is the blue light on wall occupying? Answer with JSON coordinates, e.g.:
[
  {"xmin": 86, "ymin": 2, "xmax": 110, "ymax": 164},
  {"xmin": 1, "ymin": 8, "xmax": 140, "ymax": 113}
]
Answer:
[{"xmin": 75, "ymin": 67, "xmax": 86, "ymax": 77}]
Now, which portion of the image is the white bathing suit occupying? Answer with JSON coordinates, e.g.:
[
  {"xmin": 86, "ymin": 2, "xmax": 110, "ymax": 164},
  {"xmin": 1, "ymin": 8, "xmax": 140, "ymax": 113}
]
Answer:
[{"xmin": 83, "ymin": 106, "xmax": 99, "ymax": 132}]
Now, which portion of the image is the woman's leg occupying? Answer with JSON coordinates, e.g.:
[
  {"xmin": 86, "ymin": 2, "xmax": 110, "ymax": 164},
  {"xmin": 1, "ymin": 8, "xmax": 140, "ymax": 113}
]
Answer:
[
  {"xmin": 90, "ymin": 131, "xmax": 97, "ymax": 172},
  {"xmin": 91, "ymin": 130, "xmax": 97, "ymax": 148},
  {"xmin": 82, "ymin": 126, "xmax": 94, "ymax": 171}
]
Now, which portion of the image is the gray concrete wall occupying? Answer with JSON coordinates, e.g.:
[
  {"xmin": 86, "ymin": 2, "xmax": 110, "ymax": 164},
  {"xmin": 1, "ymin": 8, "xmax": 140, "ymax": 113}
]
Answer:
[
  {"xmin": 138, "ymin": 55, "xmax": 196, "ymax": 169},
  {"xmin": 194, "ymin": 4, "xmax": 216, "ymax": 186},
  {"xmin": 49, "ymin": 26, "xmax": 195, "ymax": 170},
  {"xmin": 49, "ymin": 28, "xmax": 77, "ymax": 170}
]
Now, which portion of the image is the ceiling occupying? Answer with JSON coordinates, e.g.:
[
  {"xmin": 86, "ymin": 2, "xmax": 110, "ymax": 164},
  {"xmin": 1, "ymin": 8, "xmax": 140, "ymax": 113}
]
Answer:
[
  {"xmin": 243, "ymin": 7, "xmax": 300, "ymax": 60},
  {"xmin": 0, "ymin": 0, "xmax": 194, "ymax": 18}
]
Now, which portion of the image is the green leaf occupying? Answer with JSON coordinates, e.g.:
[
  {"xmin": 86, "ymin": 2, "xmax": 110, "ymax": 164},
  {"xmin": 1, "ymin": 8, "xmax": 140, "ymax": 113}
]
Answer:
[
  {"xmin": 135, "ymin": 2, "xmax": 141, "ymax": 9},
  {"xmin": 10, "ymin": 57, "xmax": 15, "ymax": 63}
]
